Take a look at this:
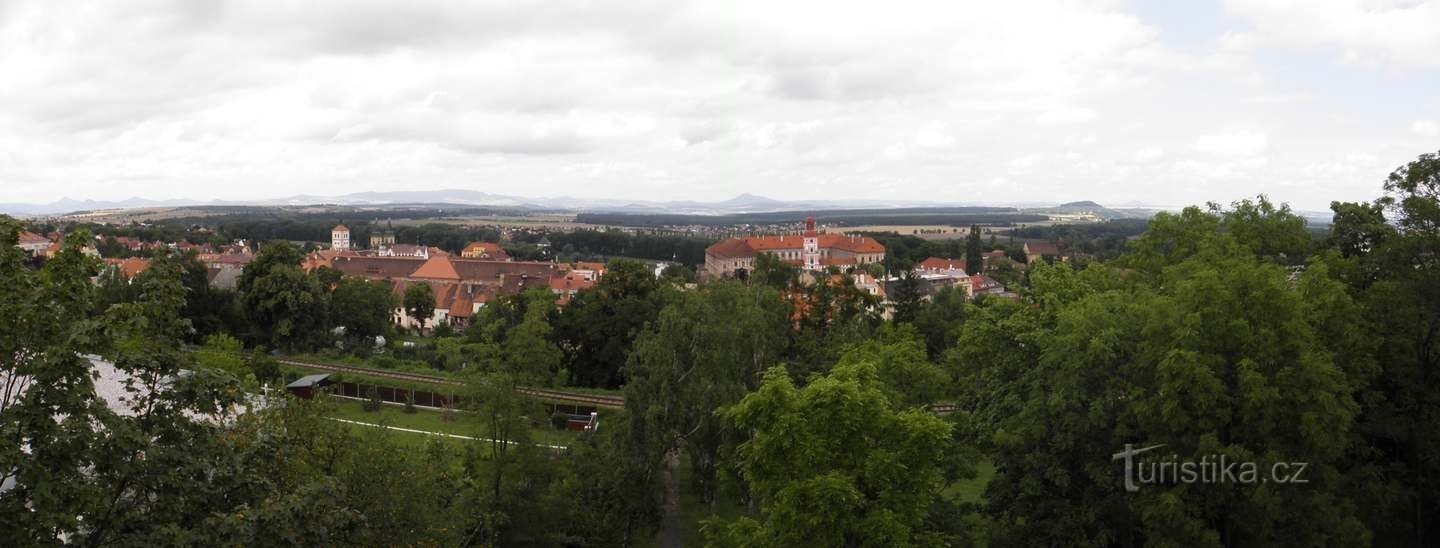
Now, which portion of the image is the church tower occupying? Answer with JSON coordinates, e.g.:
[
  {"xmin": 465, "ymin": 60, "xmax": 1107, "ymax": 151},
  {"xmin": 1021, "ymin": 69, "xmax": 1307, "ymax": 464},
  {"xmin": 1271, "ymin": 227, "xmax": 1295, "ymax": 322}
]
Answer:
[
  {"xmin": 331, "ymin": 224, "xmax": 351, "ymax": 251},
  {"xmin": 802, "ymin": 216, "xmax": 820, "ymax": 270}
]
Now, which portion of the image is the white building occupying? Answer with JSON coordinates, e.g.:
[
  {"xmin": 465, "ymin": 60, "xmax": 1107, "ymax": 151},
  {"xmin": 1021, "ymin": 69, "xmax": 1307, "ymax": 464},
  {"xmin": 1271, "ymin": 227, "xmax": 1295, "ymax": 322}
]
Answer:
[{"xmin": 331, "ymin": 225, "xmax": 351, "ymax": 251}]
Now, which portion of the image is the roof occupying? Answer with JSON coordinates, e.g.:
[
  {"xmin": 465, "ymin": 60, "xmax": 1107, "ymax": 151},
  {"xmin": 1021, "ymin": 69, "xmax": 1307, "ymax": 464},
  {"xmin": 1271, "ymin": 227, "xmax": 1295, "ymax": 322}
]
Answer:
[
  {"xmin": 918, "ymin": 257, "xmax": 968, "ymax": 273},
  {"xmin": 331, "ymin": 255, "xmax": 428, "ymax": 279},
  {"xmin": 411, "ymin": 254, "xmax": 460, "ymax": 279},
  {"xmin": 286, "ymin": 374, "xmax": 332, "ymax": 389},
  {"xmin": 1025, "ymin": 241, "xmax": 1063, "ymax": 256},
  {"xmin": 333, "ymin": 225, "xmax": 349, "ymax": 232},
  {"xmin": 460, "ymin": 241, "xmax": 508, "ymax": 259},
  {"xmin": 17, "ymin": 231, "xmax": 50, "ymax": 245},
  {"xmin": 448, "ymin": 294, "xmax": 475, "ymax": 318},
  {"xmin": 451, "ymin": 259, "xmax": 555, "ymax": 283},
  {"xmin": 550, "ymin": 273, "xmax": 596, "ymax": 293}
]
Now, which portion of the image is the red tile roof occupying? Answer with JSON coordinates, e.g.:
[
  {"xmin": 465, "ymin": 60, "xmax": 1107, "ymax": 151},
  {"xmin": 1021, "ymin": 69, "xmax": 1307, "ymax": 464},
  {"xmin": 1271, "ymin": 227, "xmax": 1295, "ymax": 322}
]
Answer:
[
  {"xmin": 918, "ymin": 257, "xmax": 968, "ymax": 273},
  {"xmin": 18, "ymin": 231, "xmax": 50, "ymax": 245},
  {"xmin": 460, "ymin": 242, "xmax": 508, "ymax": 259},
  {"xmin": 409, "ymin": 255, "xmax": 461, "ymax": 281},
  {"xmin": 1025, "ymin": 242, "xmax": 1063, "ymax": 256}
]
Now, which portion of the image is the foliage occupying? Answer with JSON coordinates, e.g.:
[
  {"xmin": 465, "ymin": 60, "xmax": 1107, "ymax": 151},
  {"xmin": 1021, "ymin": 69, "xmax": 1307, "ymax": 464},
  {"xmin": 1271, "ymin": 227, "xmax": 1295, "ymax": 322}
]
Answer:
[
  {"xmin": 552, "ymin": 259, "xmax": 668, "ymax": 388},
  {"xmin": 707, "ymin": 364, "xmax": 960, "ymax": 547},
  {"xmin": 402, "ymin": 282, "xmax": 435, "ymax": 333}
]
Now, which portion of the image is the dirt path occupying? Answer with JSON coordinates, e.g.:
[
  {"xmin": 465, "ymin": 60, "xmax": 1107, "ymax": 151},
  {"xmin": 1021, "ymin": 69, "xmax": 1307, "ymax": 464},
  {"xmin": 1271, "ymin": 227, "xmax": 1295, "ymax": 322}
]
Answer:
[{"xmin": 656, "ymin": 451, "xmax": 682, "ymax": 548}]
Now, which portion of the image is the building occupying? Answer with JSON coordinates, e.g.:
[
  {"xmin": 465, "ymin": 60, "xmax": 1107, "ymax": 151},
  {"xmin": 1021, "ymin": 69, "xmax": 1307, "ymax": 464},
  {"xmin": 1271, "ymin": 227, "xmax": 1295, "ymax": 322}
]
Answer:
[
  {"xmin": 1023, "ymin": 241, "xmax": 1067, "ymax": 264},
  {"xmin": 322, "ymin": 253, "xmax": 558, "ymax": 330},
  {"xmin": 331, "ymin": 225, "xmax": 351, "ymax": 251},
  {"xmin": 916, "ymin": 257, "xmax": 969, "ymax": 277},
  {"xmin": 370, "ymin": 230, "xmax": 396, "ymax": 249},
  {"xmin": 197, "ymin": 253, "xmax": 253, "ymax": 290},
  {"xmin": 16, "ymin": 231, "xmax": 52, "ymax": 255},
  {"xmin": 704, "ymin": 217, "xmax": 885, "ymax": 279},
  {"xmin": 379, "ymin": 244, "xmax": 430, "ymax": 258},
  {"xmin": 459, "ymin": 241, "xmax": 509, "ymax": 260},
  {"xmin": 913, "ymin": 257, "xmax": 974, "ymax": 298}
]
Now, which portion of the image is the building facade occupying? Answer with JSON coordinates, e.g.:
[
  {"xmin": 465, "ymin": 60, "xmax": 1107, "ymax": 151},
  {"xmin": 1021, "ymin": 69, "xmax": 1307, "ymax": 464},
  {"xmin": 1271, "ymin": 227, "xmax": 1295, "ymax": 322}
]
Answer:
[
  {"xmin": 703, "ymin": 217, "xmax": 885, "ymax": 280},
  {"xmin": 331, "ymin": 225, "xmax": 351, "ymax": 251}
]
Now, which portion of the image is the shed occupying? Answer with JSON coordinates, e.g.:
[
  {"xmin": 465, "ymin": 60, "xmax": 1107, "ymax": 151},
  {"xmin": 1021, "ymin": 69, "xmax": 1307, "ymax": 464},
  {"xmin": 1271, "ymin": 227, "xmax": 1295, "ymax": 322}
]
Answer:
[{"xmin": 286, "ymin": 374, "xmax": 333, "ymax": 399}]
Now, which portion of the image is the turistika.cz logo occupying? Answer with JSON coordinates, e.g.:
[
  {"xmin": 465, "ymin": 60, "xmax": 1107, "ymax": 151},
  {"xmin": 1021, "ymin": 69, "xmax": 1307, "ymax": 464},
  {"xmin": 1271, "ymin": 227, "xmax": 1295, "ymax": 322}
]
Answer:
[{"xmin": 1111, "ymin": 444, "xmax": 1309, "ymax": 493}]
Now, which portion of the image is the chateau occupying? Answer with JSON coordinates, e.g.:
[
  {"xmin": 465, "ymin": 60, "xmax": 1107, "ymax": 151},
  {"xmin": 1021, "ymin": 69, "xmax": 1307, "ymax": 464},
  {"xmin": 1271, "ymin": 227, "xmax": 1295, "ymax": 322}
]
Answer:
[{"xmin": 704, "ymin": 217, "xmax": 885, "ymax": 279}]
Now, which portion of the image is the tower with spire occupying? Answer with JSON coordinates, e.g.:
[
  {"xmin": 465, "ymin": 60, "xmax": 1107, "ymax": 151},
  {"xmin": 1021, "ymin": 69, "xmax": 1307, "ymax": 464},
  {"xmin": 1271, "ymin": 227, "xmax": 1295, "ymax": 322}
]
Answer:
[{"xmin": 802, "ymin": 216, "xmax": 820, "ymax": 270}]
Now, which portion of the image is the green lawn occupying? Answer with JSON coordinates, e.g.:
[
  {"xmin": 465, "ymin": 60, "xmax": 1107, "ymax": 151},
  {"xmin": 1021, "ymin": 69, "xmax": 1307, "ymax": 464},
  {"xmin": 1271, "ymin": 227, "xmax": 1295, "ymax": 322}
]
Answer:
[
  {"xmin": 323, "ymin": 396, "xmax": 582, "ymax": 447},
  {"xmin": 945, "ymin": 459, "xmax": 996, "ymax": 504}
]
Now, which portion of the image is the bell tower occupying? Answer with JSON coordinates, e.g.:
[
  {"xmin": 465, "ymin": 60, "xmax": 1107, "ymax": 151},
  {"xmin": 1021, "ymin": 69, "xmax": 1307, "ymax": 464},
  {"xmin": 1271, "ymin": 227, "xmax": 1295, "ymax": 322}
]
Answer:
[{"xmin": 802, "ymin": 216, "xmax": 820, "ymax": 270}]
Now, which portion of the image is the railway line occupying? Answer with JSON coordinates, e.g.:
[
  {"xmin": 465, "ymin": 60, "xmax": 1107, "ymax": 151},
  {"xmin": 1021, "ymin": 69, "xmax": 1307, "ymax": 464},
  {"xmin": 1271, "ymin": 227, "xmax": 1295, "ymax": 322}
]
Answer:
[
  {"xmin": 276, "ymin": 358, "xmax": 627, "ymax": 409},
  {"xmin": 278, "ymin": 358, "xmax": 951, "ymax": 415}
]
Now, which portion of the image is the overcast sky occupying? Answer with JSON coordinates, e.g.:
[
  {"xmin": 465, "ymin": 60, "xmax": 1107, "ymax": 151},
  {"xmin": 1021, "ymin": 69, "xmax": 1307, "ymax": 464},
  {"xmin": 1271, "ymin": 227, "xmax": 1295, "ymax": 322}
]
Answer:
[{"xmin": 1, "ymin": 0, "xmax": 1437, "ymax": 210}]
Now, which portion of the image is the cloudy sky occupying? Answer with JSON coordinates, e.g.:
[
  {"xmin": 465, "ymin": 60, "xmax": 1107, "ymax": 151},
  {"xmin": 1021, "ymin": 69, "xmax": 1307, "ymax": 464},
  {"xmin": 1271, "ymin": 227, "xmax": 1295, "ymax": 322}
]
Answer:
[{"xmin": 1, "ymin": 0, "xmax": 1437, "ymax": 210}]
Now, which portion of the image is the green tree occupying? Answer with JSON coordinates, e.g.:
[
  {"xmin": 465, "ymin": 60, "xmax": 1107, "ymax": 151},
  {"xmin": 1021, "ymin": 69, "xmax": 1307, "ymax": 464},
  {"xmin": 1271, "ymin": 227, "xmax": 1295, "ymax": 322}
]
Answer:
[
  {"xmin": 968, "ymin": 205, "xmax": 1369, "ymax": 547},
  {"xmin": 196, "ymin": 332, "xmax": 251, "ymax": 384},
  {"xmin": 889, "ymin": 269, "xmax": 925, "ymax": 324},
  {"xmin": 242, "ymin": 264, "xmax": 328, "ymax": 350},
  {"xmin": 403, "ymin": 282, "xmax": 435, "ymax": 334},
  {"xmin": 750, "ymin": 252, "xmax": 799, "ymax": 289},
  {"xmin": 330, "ymin": 277, "xmax": 397, "ymax": 343},
  {"xmin": 625, "ymin": 282, "xmax": 791, "ymax": 503},
  {"xmin": 553, "ymin": 259, "xmax": 668, "ymax": 388},
  {"xmin": 965, "ymin": 224, "xmax": 983, "ymax": 274},
  {"xmin": 707, "ymin": 364, "xmax": 958, "ymax": 547},
  {"xmin": 911, "ymin": 284, "xmax": 967, "ymax": 359},
  {"xmin": 501, "ymin": 291, "xmax": 563, "ymax": 386}
]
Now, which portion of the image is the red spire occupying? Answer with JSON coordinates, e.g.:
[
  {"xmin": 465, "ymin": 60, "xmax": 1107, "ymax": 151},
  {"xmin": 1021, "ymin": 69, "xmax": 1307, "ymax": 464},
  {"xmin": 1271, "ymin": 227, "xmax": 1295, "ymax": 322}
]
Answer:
[{"xmin": 804, "ymin": 216, "xmax": 816, "ymax": 235}]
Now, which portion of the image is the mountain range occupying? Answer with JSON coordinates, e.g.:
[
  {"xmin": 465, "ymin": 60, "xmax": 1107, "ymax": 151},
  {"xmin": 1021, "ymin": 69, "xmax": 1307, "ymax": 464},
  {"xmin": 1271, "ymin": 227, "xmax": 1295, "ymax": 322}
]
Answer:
[{"xmin": 1, "ymin": 190, "xmax": 1144, "ymax": 217}]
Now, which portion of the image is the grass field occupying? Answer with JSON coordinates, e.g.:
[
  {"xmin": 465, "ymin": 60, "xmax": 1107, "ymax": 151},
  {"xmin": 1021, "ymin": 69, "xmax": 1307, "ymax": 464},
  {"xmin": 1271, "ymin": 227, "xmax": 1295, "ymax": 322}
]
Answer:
[{"xmin": 324, "ymin": 396, "xmax": 582, "ymax": 447}]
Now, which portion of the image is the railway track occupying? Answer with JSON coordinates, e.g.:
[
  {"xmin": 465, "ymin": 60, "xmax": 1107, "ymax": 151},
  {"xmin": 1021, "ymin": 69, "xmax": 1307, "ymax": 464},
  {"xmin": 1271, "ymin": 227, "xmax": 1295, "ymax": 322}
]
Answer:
[{"xmin": 277, "ymin": 358, "xmax": 627, "ymax": 409}]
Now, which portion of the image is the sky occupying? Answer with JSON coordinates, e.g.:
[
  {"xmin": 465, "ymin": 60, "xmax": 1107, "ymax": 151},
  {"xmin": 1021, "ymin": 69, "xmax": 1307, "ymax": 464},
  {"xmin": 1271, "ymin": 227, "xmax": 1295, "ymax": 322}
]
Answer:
[{"xmin": 0, "ymin": 0, "xmax": 1437, "ymax": 211}]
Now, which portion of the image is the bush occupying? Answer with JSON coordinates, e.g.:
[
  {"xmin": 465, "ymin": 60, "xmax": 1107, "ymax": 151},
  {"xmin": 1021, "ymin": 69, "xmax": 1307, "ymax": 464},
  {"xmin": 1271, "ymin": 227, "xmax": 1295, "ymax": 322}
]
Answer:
[
  {"xmin": 404, "ymin": 391, "xmax": 417, "ymax": 414},
  {"xmin": 362, "ymin": 386, "xmax": 382, "ymax": 412},
  {"xmin": 550, "ymin": 412, "xmax": 569, "ymax": 431}
]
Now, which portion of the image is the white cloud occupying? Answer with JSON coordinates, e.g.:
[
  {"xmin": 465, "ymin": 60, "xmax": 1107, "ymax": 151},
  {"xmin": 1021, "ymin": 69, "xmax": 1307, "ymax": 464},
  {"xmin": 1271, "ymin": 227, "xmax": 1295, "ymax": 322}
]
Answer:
[
  {"xmin": 0, "ymin": 0, "xmax": 1429, "ymax": 209},
  {"xmin": 1133, "ymin": 147, "xmax": 1165, "ymax": 163},
  {"xmin": 1414, "ymin": 119, "xmax": 1440, "ymax": 137},
  {"xmin": 1223, "ymin": 0, "xmax": 1440, "ymax": 68},
  {"xmin": 1196, "ymin": 131, "xmax": 1270, "ymax": 156},
  {"xmin": 1035, "ymin": 106, "xmax": 1100, "ymax": 125},
  {"xmin": 914, "ymin": 121, "xmax": 956, "ymax": 149}
]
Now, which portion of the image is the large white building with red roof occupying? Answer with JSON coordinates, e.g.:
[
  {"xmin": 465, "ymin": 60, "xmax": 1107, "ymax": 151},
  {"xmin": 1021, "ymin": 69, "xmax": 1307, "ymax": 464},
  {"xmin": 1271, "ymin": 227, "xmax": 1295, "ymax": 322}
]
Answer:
[{"xmin": 703, "ymin": 217, "xmax": 885, "ymax": 280}]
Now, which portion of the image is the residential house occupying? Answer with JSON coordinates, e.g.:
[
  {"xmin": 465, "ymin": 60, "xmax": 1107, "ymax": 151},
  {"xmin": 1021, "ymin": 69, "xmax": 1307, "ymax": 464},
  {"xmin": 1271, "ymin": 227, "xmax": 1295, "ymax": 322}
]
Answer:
[{"xmin": 1023, "ymin": 241, "xmax": 1067, "ymax": 264}]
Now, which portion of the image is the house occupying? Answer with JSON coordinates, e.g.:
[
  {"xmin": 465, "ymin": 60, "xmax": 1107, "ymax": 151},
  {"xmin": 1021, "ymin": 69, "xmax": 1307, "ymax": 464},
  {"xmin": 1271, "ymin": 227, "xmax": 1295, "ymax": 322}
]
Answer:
[
  {"xmin": 102, "ymin": 258, "xmax": 152, "ymax": 280},
  {"xmin": 917, "ymin": 257, "xmax": 969, "ymax": 277},
  {"xmin": 331, "ymin": 225, "xmax": 351, "ymax": 251},
  {"xmin": 370, "ymin": 230, "xmax": 396, "ymax": 249},
  {"xmin": 198, "ymin": 253, "xmax": 253, "ymax": 290},
  {"xmin": 704, "ymin": 217, "xmax": 885, "ymax": 279},
  {"xmin": 970, "ymin": 274, "xmax": 1007, "ymax": 295},
  {"xmin": 1023, "ymin": 241, "xmax": 1067, "ymax": 264},
  {"xmin": 16, "ymin": 231, "xmax": 52, "ymax": 255},
  {"xmin": 323, "ymin": 253, "xmax": 557, "ymax": 330},
  {"xmin": 460, "ymin": 241, "xmax": 509, "ymax": 260},
  {"xmin": 379, "ymin": 244, "xmax": 429, "ymax": 258}
]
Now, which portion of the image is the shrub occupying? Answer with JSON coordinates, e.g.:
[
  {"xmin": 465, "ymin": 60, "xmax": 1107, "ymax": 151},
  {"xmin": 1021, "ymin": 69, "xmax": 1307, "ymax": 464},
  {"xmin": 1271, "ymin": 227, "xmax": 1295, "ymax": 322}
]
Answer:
[
  {"xmin": 550, "ymin": 412, "xmax": 569, "ymax": 431},
  {"xmin": 362, "ymin": 386, "xmax": 382, "ymax": 412},
  {"xmin": 404, "ymin": 391, "xmax": 417, "ymax": 414}
]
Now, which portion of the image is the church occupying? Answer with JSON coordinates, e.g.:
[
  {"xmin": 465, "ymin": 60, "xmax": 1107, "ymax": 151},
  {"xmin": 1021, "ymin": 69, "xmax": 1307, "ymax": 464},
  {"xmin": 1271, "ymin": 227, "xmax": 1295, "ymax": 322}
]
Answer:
[{"xmin": 703, "ymin": 217, "xmax": 885, "ymax": 280}]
